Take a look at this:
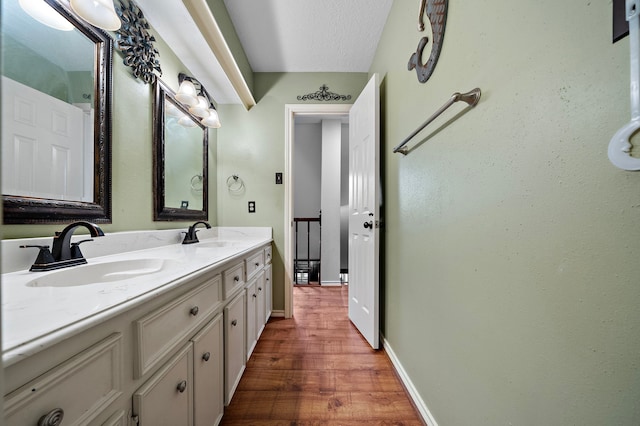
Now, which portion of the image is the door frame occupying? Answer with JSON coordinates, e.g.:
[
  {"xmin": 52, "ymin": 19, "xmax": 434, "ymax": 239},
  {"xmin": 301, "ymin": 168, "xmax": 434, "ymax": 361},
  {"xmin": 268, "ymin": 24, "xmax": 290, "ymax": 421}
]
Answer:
[{"xmin": 283, "ymin": 103, "xmax": 352, "ymax": 318}]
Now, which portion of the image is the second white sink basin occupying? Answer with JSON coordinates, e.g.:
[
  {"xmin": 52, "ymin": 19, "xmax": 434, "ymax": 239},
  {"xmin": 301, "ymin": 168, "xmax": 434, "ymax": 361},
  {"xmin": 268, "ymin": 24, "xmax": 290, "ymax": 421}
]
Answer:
[{"xmin": 26, "ymin": 259, "xmax": 180, "ymax": 288}]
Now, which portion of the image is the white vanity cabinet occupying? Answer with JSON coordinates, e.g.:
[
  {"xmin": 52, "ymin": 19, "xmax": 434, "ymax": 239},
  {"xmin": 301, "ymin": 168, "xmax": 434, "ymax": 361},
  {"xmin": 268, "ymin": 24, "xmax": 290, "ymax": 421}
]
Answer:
[
  {"xmin": 4, "ymin": 333, "xmax": 122, "ymax": 426},
  {"xmin": 192, "ymin": 313, "xmax": 224, "ymax": 426},
  {"xmin": 3, "ymin": 237, "xmax": 273, "ymax": 426},
  {"xmin": 224, "ymin": 291, "xmax": 246, "ymax": 405},
  {"xmin": 264, "ymin": 263, "xmax": 273, "ymax": 321},
  {"xmin": 133, "ymin": 313, "xmax": 224, "ymax": 426},
  {"xmin": 133, "ymin": 343, "xmax": 194, "ymax": 426},
  {"xmin": 244, "ymin": 245, "xmax": 273, "ymax": 361},
  {"xmin": 246, "ymin": 277, "xmax": 258, "ymax": 359}
]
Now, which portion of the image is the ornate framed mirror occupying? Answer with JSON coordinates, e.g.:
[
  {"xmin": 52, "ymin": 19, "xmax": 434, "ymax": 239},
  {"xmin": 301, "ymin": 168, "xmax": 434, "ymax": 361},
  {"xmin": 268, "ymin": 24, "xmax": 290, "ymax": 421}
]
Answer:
[
  {"xmin": 153, "ymin": 79, "xmax": 208, "ymax": 221},
  {"xmin": 1, "ymin": 0, "xmax": 113, "ymax": 224}
]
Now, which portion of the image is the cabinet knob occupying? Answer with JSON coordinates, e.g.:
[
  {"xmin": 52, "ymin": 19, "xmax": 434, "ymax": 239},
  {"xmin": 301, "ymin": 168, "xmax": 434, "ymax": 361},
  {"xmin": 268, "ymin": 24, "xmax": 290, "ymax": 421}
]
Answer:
[
  {"xmin": 38, "ymin": 408, "xmax": 64, "ymax": 426},
  {"xmin": 190, "ymin": 306, "xmax": 199, "ymax": 316},
  {"xmin": 258, "ymin": 287, "xmax": 262, "ymax": 291},
  {"xmin": 177, "ymin": 380, "xmax": 187, "ymax": 393},
  {"xmin": 255, "ymin": 262, "xmax": 260, "ymax": 267},
  {"xmin": 231, "ymin": 319, "xmax": 238, "ymax": 326},
  {"xmin": 234, "ymin": 275, "xmax": 240, "ymax": 282},
  {"xmin": 202, "ymin": 352, "xmax": 211, "ymax": 362},
  {"xmin": 252, "ymin": 293, "xmax": 257, "ymax": 298}
]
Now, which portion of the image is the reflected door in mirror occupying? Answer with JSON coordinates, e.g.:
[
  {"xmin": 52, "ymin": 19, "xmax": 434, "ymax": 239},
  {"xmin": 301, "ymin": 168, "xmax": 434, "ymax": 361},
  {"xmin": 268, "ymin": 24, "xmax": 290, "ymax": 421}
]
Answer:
[{"xmin": 1, "ymin": 0, "xmax": 113, "ymax": 224}]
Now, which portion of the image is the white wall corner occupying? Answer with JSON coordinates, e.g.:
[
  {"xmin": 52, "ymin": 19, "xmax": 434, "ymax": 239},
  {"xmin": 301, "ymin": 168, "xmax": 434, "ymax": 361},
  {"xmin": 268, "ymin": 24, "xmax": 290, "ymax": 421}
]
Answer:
[{"xmin": 382, "ymin": 334, "xmax": 439, "ymax": 426}]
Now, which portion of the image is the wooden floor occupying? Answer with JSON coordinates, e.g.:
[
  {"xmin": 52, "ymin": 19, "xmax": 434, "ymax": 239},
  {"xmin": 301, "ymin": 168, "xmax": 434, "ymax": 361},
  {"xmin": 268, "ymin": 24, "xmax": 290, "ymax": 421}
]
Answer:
[{"xmin": 221, "ymin": 285, "xmax": 425, "ymax": 425}]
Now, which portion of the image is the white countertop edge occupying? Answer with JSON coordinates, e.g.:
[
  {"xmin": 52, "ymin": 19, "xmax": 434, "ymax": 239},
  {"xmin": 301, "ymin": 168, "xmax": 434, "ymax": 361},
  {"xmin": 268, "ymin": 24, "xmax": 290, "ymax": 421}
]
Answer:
[{"xmin": 2, "ymin": 235, "xmax": 272, "ymax": 366}]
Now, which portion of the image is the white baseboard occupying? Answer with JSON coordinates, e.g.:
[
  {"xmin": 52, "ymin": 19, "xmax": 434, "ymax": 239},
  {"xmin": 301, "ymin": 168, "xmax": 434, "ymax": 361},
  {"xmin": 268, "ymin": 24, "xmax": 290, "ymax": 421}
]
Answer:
[
  {"xmin": 320, "ymin": 280, "xmax": 342, "ymax": 286},
  {"xmin": 382, "ymin": 335, "xmax": 439, "ymax": 426},
  {"xmin": 270, "ymin": 310, "xmax": 285, "ymax": 318}
]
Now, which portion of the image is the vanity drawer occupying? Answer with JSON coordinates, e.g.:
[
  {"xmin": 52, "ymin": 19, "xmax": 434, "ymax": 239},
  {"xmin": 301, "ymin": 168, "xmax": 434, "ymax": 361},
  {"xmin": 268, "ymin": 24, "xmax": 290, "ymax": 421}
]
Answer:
[
  {"xmin": 223, "ymin": 262, "xmax": 245, "ymax": 299},
  {"xmin": 134, "ymin": 275, "xmax": 222, "ymax": 378},
  {"xmin": 4, "ymin": 333, "xmax": 122, "ymax": 426},
  {"xmin": 264, "ymin": 245, "xmax": 272, "ymax": 264},
  {"xmin": 245, "ymin": 250, "xmax": 264, "ymax": 281}
]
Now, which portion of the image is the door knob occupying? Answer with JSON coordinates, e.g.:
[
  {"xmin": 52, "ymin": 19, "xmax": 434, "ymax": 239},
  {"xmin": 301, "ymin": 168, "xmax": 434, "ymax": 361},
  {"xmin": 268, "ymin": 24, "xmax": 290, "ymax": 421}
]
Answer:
[{"xmin": 364, "ymin": 221, "xmax": 373, "ymax": 229}]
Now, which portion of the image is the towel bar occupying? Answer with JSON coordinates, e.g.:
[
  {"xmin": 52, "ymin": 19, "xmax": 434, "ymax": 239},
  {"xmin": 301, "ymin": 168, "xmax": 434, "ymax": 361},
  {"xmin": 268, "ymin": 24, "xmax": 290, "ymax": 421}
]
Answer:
[{"xmin": 393, "ymin": 88, "xmax": 481, "ymax": 155}]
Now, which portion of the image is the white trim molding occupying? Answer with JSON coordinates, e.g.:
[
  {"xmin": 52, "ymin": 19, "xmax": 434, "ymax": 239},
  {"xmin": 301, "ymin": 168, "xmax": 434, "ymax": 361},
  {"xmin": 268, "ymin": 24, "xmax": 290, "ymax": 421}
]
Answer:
[
  {"xmin": 270, "ymin": 310, "xmax": 285, "ymax": 318},
  {"xmin": 283, "ymin": 103, "xmax": 352, "ymax": 318},
  {"xmin": 382, "ymin": 335, "xmax": 439, "ymax": 426}
]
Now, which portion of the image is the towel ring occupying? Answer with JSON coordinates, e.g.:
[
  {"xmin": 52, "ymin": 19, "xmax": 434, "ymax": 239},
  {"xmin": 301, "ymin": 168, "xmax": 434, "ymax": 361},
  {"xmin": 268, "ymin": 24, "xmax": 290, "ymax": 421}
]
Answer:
[
  {"xmin": 226, "ymin": 174, "xmax": 245, "ymax": 193},
  {"xmin": 190, "ymin": 174, "xmax": 203, "ymax": 191}
]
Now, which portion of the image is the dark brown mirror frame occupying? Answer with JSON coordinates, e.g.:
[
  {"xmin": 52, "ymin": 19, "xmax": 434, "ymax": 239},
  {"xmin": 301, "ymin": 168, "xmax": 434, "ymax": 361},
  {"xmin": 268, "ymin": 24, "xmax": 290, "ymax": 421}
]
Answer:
[
  {"xmin": 152, "ymin": 79, "xmax": 208, "ymax": 221},
  {"xmin": 2, "ymin": 0, "xmax": 113, "ymax": 224}
]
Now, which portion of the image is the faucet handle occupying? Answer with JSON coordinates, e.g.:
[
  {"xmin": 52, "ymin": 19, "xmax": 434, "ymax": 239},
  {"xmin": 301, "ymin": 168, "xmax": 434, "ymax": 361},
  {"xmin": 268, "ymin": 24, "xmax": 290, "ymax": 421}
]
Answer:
[
  {"xmin": 70, "ymin": 239, "xmax": 94, "ymax": 259},
  {"xmin": 20, "ymin": 245, "xmax": 56, "ymax": 268}
]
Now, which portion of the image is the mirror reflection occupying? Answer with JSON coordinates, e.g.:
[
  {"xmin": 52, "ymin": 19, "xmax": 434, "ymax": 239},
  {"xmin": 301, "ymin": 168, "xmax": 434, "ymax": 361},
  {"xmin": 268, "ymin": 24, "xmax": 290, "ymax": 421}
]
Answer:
[
  {"xmin": 153, "ymin": 79, "xmax": 208, "ymax": 221},
  {"xmin": 1, "ymin": 0, "xmax": 112, "ymax": 223}
]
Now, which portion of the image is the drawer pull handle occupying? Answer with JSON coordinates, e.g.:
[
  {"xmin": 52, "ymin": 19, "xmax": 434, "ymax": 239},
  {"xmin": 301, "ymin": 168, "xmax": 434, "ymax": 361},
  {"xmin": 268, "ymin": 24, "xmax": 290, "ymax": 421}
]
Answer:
[
  {"xmin": 202, "ymin": 352, "xmax": 211, "ymax": 361},
  {"xmin": 234, "ymin": 275, "xmax": 240, "ymax": 282},
  {"xmin": 231, "ymin": 319, "xmax": 238, "ymax": 326},
  {"xmin": 190, "ymin": 306, "xmax": 199, "ymax": 316},
  {"xmin": 177, "ymin": 380, "xmax": 187, "ymax": 393},
  {"xmin": 38, "ymin": 408, "xmax": 64, "ymax": 426}
]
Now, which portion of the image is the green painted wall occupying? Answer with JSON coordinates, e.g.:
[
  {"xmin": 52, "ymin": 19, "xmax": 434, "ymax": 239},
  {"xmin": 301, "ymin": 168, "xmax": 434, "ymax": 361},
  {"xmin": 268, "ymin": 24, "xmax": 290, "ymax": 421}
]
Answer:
[
  {"xmin": 370, "ymin": 0, "xmax": 640, "ymax": 424},
  {"xmin": 216, "ymin": 72, "xmax": 367, "ymax": 311},
  {"xmin": 1, "ymin": 34, "xmax": 89, "ymax": 103},
  {"xmin": 2, "ymin": 28, "xmax": 218, "ymax": 238}
]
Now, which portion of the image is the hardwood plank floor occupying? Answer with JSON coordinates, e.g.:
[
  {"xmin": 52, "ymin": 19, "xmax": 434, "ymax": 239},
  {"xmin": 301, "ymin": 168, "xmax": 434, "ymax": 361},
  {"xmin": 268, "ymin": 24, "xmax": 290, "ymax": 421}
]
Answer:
[{"xmin": 221, "ymin": 285, "xmax": 425, "ymax": 425}]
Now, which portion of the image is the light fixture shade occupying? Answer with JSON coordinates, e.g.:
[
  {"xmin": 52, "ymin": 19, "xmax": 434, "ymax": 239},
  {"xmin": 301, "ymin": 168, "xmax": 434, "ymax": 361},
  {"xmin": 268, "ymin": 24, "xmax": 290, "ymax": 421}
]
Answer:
[
  {"xmin": 178, "ymin": 115, "xmax": 198, "ymax": 127},
  {"xmin": 165, "ymin": 100, "xmax": 183, "ymax": 118},
  {"xmin": 70, "ymin": 0, "xmax": 121, "ymax": 31},
  {"xmin": 176, "ymin": 80, "xmax": 198, "ymax": 107},
  {"xmin": 189, "ymin": 96, "xmax": 210, "ymax": 118},
  {"xmin": 19, "ymin": 0, "xmax": 74, "ymax": 31},
  {"xmin": 201, "ymin": 108, "xmax": 221, "ymax": 128}
]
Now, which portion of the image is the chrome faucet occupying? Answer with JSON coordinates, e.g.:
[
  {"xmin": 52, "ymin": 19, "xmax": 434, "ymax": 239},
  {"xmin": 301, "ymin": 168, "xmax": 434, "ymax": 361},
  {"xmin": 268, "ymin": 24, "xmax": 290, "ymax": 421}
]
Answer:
[
  {"xmin": 182, "ymin": 221, "xmax": 211, "ymax": 244},
  {"xmin": 21, "ymin": 221, "xmax": 105, "ymax": 271}
]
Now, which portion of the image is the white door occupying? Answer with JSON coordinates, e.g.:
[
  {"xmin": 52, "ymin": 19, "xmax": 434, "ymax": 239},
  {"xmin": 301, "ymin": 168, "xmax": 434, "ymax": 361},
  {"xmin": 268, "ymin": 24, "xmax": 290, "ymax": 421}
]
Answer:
[
  {"xmin": 1, "ymin": 76, "xmax": 86, "ymax": 201},
  {"xmin": 348, "ymin": 74, "xmax": 380, "ymax": 349}
]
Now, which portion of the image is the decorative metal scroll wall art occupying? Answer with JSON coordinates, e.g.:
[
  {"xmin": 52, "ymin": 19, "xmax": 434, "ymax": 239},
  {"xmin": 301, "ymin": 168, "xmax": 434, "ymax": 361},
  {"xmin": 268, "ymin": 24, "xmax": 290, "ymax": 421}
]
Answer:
[
  {"xmin": 408, "ymin": 0, "xmax": 448, "ymax": 83},
  {"xmin": 115, "ymin": 0, "xmax": 162, "ymax": 84},
  {"xmin": 297, "ymin": 85, "xmax": 352, "ymax": 101}
]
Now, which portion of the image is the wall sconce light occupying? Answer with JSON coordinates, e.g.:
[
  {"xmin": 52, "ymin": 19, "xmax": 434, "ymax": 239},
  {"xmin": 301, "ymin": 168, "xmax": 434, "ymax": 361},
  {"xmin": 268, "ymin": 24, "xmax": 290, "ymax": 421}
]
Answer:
[
  {"xmin": 70, "ymin": 0, "xmax": 121, "ymax": 31},
  {"xmin": 176, "ymin": 73, "xmax": 221, "ymax": 128},
  {"xmin": 19, "ymin": 0, "xmax": 74, "ymax": 31}
]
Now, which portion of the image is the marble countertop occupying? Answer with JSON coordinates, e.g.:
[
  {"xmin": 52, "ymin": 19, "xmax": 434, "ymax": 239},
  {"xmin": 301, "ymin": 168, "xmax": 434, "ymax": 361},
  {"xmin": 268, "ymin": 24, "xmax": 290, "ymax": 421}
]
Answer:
[{"xmin": 2, "ymin": 227, "xmax": 272, "ymax": 366}]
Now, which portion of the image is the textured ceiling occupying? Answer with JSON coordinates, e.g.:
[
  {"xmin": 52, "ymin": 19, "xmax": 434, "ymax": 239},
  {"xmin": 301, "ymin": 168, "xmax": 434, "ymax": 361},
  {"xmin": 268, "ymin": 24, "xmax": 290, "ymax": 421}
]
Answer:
[
  {"xmin": 223, "ymin": 0, "xmax": 393, "ymax": 72},
  {"xmin": 135, "ymin": 0, "xmax": 393, "ymax": 104}
]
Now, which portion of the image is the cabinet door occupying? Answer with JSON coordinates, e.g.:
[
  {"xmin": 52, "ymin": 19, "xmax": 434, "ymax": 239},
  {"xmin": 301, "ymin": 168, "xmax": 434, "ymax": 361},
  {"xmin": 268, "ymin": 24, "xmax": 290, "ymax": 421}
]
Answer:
[
  {"xmin": 224, "ymin": 292, "xmax": 245, "ymax": 405},
  {"xmin": 245, "ymin": 278, "xmax": 257, "ymax": 360},
  {"xmin": 133, "ymin": 343, "xmax": 193, "ymax": 426},
  {"xmin": 264, "ymin": 264, "xmax": 272, "ymax": 321},
  {"xmin": 192, "ymin": 314, "xmax": 224, "ymax": 426},
  {"xmin": 256, "ymin": 270, "xmax": 266, "ymax": 339}
]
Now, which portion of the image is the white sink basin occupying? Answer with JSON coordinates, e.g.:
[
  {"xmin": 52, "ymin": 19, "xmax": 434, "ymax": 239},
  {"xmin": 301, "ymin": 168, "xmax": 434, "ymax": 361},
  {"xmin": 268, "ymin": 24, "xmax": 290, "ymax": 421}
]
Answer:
[{"xmin": 26, "ymin": 259, "xmax": 179, "ymax": 288}]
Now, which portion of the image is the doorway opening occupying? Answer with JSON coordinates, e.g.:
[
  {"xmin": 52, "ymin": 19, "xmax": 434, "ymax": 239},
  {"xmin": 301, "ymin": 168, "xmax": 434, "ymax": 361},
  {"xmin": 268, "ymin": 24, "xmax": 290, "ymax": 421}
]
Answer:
[{"xmin": 284, "ymin": 104, "xmax": 351, "ymax": 317}]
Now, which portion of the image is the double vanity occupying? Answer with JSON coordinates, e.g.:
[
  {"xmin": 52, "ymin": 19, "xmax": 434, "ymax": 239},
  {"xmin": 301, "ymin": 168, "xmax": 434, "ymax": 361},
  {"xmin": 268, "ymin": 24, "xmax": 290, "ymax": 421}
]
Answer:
[{"xmin": 2, "ymin": 226, "xmax": 273, "ymax": 425}]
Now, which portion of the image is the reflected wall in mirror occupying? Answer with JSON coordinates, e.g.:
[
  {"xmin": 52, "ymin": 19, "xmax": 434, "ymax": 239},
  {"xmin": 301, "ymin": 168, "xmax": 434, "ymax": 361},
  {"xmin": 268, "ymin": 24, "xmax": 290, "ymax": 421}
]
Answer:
[
  {"xmin": 1, "ymin": 0, "xmax": 113, "ymax": 224},
  {"xmin": 153, "ymin": 79, "xmax": 208, "ymax": 221}
]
